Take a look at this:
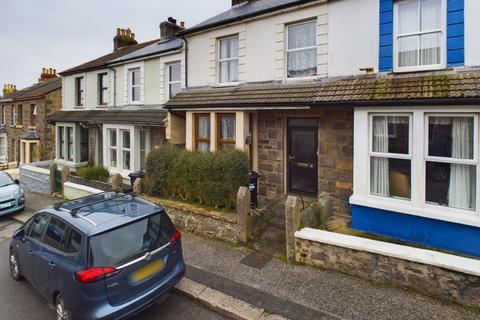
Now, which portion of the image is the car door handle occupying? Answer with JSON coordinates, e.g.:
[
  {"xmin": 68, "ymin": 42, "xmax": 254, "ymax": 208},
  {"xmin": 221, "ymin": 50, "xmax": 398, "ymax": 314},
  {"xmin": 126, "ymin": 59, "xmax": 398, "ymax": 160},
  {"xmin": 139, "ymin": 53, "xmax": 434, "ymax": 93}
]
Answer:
[
  {"xmin": 28, "ymin": 251, "xmax": 33, "ymax": 256},
  {"xmin": 48, "ymin": 262, "xmax": 56, "ymax": 269}
]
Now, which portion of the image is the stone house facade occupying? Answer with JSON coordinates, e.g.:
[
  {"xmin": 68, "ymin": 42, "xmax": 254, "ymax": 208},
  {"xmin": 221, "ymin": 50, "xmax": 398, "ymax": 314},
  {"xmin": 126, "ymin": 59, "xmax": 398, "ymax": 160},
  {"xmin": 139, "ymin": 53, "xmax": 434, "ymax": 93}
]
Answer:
[{"xmin": 0, "ymin": 70, "xmax": 62, "ymax": 166}]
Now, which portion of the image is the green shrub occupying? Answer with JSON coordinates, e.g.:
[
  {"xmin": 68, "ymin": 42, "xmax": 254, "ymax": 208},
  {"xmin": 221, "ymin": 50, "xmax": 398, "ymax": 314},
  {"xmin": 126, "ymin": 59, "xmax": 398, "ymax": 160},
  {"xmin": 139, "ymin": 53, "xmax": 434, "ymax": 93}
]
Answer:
[
  {"xmin": 145, "ymin": 145, "xmax": 249, "ymax": 209},
  {"xmin": 76, "ymin": 166, "xmax": 110, "ymax": 182}
]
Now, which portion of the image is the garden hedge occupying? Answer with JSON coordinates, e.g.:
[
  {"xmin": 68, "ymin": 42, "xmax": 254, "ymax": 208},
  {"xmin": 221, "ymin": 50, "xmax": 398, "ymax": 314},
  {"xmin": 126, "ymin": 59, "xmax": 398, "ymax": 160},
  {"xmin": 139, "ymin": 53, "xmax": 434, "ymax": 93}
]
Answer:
[{"xmin": 144, "ymin": 146, "xmax": 249, "ymax": 209}]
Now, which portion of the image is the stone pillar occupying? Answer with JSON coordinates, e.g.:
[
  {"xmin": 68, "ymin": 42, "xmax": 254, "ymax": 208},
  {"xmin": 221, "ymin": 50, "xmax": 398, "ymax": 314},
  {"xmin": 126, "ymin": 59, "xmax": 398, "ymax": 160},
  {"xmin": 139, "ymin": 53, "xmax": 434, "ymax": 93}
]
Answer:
[
  {"xmin": 133, "ymin": 178, "xmax": 143, "ymax": 194},
  {"xmin": 49, "ymin": 162, "xmax": 57, "ymax": 194},
  {"xmin": 61, "ymin": 166, "xmax": 70, "ymax": 184},
  {"xmin": 236, "ymin": 186, "xmax": 251, "ymax": 245},
  {"xmin": 111, "ymin": 174, "xmax": 123, "ymax": 192},
  {"xmin": 285, "ymin": 195, "xmax": 302, "ymax": 261}
]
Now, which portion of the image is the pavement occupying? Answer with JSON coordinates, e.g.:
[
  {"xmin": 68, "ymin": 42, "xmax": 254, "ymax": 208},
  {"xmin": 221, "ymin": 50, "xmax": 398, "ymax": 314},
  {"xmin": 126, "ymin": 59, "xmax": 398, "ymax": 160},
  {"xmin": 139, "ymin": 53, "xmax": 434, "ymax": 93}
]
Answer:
[{"xmin": 2, "ymin": 191, "xmax": 479, "ymax": 320}]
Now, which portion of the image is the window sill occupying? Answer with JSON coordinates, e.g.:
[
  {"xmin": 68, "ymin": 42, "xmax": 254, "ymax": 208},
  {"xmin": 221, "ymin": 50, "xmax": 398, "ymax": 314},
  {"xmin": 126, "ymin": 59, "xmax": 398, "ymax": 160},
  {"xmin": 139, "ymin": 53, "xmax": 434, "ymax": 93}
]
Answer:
[
  {"xmin": 74, "ymin": 106, "xmax": 85, "ymax": 110},
  {"xmin": 392, "ymin": 65, "xmax": 447, "ymax": 74},
  {"xmin": 15, "ymin": 125, "xmax": 23, "ymax": 129},
  {"xmin": 214, "ymin": 82, "xmax": 241, "ymax": 88},
  {"xmin": 55, "ymin": 159, "xmax": 88, "ymax": 169},
  {"xmin": 285, "ymin": 75, "xmax": 319, "ymax": 82},
  {"xmin": 350, "ymin": 194, "xmax": 480, "ymax": 228}
]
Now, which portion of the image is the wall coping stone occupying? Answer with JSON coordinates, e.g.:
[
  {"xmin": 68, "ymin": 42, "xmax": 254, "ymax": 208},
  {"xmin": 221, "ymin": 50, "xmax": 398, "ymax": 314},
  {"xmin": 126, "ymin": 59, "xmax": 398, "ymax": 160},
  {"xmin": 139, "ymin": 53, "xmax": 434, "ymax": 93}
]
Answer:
[
  {"xmin": 64, "ymin": 181, "xmax": 104, "ymax": 195},
  {"xmin": 295, "ymin": 228, "xmax": 480, "ymax": 277},
  {"xmin": 21, "ymin": 163, "xmax": 51, "ymax": 175},
  {"xmin": 142, "ymin": 196, "xmax": 237, "ymax": 224}
]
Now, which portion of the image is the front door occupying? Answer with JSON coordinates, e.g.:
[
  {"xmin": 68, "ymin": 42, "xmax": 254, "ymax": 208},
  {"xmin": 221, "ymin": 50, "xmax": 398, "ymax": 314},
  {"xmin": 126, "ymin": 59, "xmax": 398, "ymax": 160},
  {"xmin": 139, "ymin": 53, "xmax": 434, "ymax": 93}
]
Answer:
[{"xmin": 287, "ymin": 118, "xmax": 318, "ymax": 197}]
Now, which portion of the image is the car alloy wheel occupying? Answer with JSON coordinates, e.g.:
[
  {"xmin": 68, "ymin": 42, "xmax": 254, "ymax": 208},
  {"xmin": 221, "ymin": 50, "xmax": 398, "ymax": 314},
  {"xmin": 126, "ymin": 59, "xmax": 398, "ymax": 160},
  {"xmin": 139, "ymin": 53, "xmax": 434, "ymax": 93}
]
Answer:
[
  {"xmin": 56, "ymin": 295, "xmax": 71, "ymax": 320},
  {"xmin": 9, "ymin": 251, "xmax": 22, "ymax": 281}
]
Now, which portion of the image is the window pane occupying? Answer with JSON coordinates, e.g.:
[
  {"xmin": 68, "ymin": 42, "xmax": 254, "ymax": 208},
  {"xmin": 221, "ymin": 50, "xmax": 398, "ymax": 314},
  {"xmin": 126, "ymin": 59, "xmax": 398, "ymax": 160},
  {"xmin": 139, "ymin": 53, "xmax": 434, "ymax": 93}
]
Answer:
[
  {"xmin": 220, "ymin": 115, "xmax": 236, "ymax": 140},
  {"xmin": 197, "ymin": 142, "xmax": 210, "ymax": 152},
  {"xmin": 64, "ymin": 229, "xmax": 82, "ymax": 254},
  {"xmin": 43, "ymin": 217, "xmax": 67, "ymax": 250},
  {"xmin": 123, "ymin": 151, "xmax": 130, "ymax": 170},
  {"xmin": 110, "ymin": 149, "xmax": 117, "ymax": 167},
  {"xmin": 288, "ymin": 21, "xmax": 316, "ymax": 50},
  {"xmin": 219, "ymin": 60, "xmax": 239, "ymax": 83},
  {"xmin": 122, "ymin": 131, "xmax": 130, "ymax": 149},
  {"xmin": 131, "ymin": 69, "xmax": 139, "ymax": 85},
  {"xmin": 428, "ymin": 117, "xmax": 474, "ymax": 159},
  {"xmin": 197, "ymin": 115, "xmax": 210, "ymax": 139},
  {"xmin": 420, "ymin": 32, "xmax": 441, "ymax": 65},
  {"xmin": 287, "ymin": 48, "xmax": 317, "ymax": 78},
  {"xmin": 398, "ymin": 0, "xmax": 419, "ymax": 34},
  {"xmin": 67, "ymin": 127, "xmax": 73, "ymax": 161},
  {"xmin": 372, "ymin": 116, "xmax": 409, "ymax": 154},
  {"xmin": 27, "ymin": 214, "xmax": 49, "ymax": 240},
  {"xmin": 132, "ymin": 86, "xmax": 140, "ymax": 102},
  {"xmin": 426, "ymin": 161, "xmax": 476, "ymax": 210},
  {"xmin": 421, "ymin": 0, "xmax": 442, "ymax": 31},
  {"xmin": 220, "ymin": 38, "xmax": 239, "ymax": 59},
  {"xmin": 109, "ymin": 129, "xmax": 117, "ymax": 147},
  {"xmin": 398, "ymin": 35, "xmax": 419, "ymax": 67},
  {"xmin": 169, "ymin": 64, "xmax": 181, "ymax": 82},
  {"xmin": 220, "ymin": 144, "xmax": 236, "ymax": 151},
  {"xmin": 59, "ymin": 127, "xmax": 64, "ymax": 159},
  {"xmin": 371, "ymin": 157, "xmax": 411, "ymax": 199},
  {"xmin": 80, "ymin": 127, "xmax": 89, "ymax": 162}
]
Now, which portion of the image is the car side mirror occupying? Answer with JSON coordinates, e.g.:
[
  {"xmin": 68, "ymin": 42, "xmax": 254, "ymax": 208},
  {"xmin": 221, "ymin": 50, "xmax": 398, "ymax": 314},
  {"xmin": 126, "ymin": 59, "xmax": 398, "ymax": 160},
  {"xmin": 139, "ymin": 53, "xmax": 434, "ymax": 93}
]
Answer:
[
  {"xmin": 12, "ymin": 228, "xmax": 25, "ymax": 240},
  {"xmin": 14, "ymin": 179, "xmax": 20, "ymax": 185}
]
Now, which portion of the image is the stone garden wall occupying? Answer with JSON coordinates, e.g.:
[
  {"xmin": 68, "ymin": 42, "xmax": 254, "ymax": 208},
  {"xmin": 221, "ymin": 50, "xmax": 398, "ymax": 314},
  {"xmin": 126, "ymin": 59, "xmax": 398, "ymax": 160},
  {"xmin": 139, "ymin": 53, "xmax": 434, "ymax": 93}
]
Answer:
[
  {"xmin": 19, "ymin": 161, "xmax": 51, "ymax": 194},
  {"xmin": 295, "ymin": 229, "xmax": 480, "ymax": 309}
]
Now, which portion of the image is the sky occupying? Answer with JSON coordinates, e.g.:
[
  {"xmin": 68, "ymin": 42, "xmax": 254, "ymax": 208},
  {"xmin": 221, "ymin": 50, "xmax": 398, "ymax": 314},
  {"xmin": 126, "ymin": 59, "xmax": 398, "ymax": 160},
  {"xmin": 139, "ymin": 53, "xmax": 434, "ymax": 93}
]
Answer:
[{"xmin": 0, "ymin": 0, "xmax": 230, "ymax": 90}]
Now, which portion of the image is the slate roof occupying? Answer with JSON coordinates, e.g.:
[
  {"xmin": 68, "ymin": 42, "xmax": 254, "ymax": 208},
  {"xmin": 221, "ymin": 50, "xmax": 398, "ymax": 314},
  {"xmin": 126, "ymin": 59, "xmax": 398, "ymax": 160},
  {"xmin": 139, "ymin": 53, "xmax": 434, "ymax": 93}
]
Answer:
[
  {"xmin": 0, "ymin": 77, "xmax": 62, "ymax": 103},
  {"xmin": 182, "ymin": 0, "xmax": 315, "ymax": 35},
  {"xmin": 46, "ymin": 109, "xmax": 167, "ymax": 126},
  {"xmin": 60, "ymin": 40, "xmax": 159, "ymax": 76},
  {"xmin": 109, "ymin": 37, "xmax": 183, "ymax": 64},
  {"xmin": 21, "ymin": 129, "xmax": 40, "ymax": 140},
  {"xmin": 166, "ymin": 70, "xmax": 480, "ymax": 109}
]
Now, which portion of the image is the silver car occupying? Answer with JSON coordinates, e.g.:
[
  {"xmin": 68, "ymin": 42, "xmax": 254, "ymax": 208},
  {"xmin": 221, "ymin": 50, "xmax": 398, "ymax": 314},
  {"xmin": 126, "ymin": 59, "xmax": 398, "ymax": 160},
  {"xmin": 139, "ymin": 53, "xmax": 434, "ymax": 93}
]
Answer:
[{"xmin": 0, "ymin": 171, "xmax": 24, "ymax": 216}]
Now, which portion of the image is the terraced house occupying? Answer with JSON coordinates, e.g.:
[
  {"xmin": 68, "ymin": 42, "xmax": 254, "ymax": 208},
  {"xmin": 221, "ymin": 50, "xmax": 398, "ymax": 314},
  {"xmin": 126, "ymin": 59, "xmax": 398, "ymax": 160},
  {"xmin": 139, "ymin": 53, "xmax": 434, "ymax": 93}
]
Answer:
[
  {"xmin": 0, "ymin": 69, "xmax": 61, "ymax": 167},
  {"xmin": 47, "ymin": 19, "xmax": 186, "ymax": 177},
  {"xmin": 166, "ymin": 0, "xmax": 480, "ymax": 258}
]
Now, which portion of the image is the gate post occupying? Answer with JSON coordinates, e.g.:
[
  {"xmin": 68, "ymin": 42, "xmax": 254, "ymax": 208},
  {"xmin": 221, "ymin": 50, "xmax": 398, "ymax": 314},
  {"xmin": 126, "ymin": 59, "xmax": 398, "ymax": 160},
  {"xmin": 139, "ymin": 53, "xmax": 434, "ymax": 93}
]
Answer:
[
  {"xmin": 49, "ymin": 162, "xmax": 57, "ymax": 194},
  {"xmin": 285, "ymin": 195, "xmax": 302, "ymax": 261},
  {"xmin": 236, "ymin": 186, "xmax": 251, "ymax": 245}
]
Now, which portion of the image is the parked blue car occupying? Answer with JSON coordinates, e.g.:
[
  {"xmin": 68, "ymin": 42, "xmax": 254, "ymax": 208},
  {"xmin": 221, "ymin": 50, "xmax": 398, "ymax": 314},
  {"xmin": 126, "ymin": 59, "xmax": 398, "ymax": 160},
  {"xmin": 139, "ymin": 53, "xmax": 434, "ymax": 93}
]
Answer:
[
  {"xmin": 9, "ymin": 192, "xmax": 185, "ymax": 320},
  {"xmin": 0, "ymin": 171, "xmax": 25, "ymax": 216}
]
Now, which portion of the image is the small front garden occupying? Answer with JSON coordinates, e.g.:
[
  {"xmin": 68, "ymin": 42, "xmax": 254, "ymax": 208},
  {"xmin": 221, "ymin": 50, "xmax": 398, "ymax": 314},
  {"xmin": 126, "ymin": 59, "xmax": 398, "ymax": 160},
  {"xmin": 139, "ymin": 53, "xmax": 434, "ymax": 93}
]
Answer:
[{"xmin": 144, "ymin": 145, "xmax": 249, "ymax": 209}]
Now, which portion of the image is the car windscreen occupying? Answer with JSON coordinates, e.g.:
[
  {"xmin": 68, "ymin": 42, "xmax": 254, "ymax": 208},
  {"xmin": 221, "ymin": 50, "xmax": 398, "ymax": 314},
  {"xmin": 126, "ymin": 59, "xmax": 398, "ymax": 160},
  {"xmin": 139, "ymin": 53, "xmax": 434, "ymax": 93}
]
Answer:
[
  {"xmin": 0, "ymin": 173, "xmax": 13, "ymax": 187},
  {"xmin": 88, "ymin": 212, "xmax": 175, "ymax": 267}
]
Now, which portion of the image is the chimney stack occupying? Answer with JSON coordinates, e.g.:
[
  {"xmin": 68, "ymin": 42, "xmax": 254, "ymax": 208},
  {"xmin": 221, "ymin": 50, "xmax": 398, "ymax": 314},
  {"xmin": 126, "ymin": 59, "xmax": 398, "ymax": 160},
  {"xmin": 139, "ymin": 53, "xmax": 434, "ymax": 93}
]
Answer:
[
  {"xmin": 159, "ymin": 17, "xmax": 185, "ymax": 40},
  {"xmin": 38, "ymin": 67, "xmax": 57, "ymax": 82},
  {"xmin": 2, "ymin": 84, "xmax": 17, "ymax": 96},
  {"xmin": 113, "ymin": 27, "xmax": 138, "ymax": 51}
]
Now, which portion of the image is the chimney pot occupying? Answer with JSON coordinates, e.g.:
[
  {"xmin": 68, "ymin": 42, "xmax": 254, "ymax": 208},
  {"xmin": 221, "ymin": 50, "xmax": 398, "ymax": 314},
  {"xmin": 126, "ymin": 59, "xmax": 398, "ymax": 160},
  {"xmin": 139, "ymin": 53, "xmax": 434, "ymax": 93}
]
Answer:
[
  {"xmin": 113, "ymin": 27, "xmax": 138, "ymax": 51},
  {"xmin": 160, "ymin": 18, "xmax": 184, "ymax": 40}
]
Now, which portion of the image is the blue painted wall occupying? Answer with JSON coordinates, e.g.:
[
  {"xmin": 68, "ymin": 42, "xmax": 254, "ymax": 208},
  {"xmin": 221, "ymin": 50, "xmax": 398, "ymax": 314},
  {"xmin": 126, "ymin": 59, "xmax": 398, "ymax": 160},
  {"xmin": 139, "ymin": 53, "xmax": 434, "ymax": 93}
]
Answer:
[
  {"xmin": 351, "ymin": 204, "xmax": 480, "ymax": 258},
  {"xmin": 447, "ymin": 0, "xmax": 465, "ymax": 66},
  {"xmin": 379, "ymin": 0, "xmax": 393, "ymax": 72},
  {"xmin": 378, "ymin": 0, "xmax": 465, "ymax": 72}
]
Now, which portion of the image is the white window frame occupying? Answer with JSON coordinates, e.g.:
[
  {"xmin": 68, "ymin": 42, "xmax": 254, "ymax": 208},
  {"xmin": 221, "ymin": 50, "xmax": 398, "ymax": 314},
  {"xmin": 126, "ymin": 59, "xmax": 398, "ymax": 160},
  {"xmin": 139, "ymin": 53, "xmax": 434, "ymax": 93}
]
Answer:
[
  {"xmin": 125, "ymin": 62, "xmax": 144, "ymax": 105},
  {"xmin": 107, "ymin": 128, "xmax": 118, "ymax": 168},
  {"xmin": 120, "ymin": 129, "xmax": 131, "ymax": 171},
  {"xmin": 103, "ymin": 124, "xmax": 138, "ymax": 175},
  {"xmin": 139, "ymin": 129, "xmax": 150, "ymax": 171},
  {"xmin": 75, "ymin": 76, "xmax": 85, "ymax": 107},
  {"xmin": 218, "ymin": 35, "xmax": 240, "ymax": 84},
  {"xmin": 393, "ymin": 0, "xmax": 447, "ymax": 73},
  {"xmin": 0, "ymin": 134, "xmax": 7, "ymax": 163},
  {"xmin": 1, "ymin": 105, "xmax": 5, "ymax": 125},
  {"xmin": 166, "ymin": 62, "xmax": 182, "ymax": 99},
  {"xmin": 368, "ymin": 113, "xmax": 413, "ymax": 200},
  {"xmin": 55, "ymin": 123, "xmax": 85, "ymax": 166},
  {"xmin": 351, "ymin": 108, "xmax": 480, "ymax": 229},
  {"xmin": 286, "ymin": 19, "xmax": 318, "ymax": 79},
  {"xmin": 97, "ymin": 72, "xmax": 109, "ymax": 106}
]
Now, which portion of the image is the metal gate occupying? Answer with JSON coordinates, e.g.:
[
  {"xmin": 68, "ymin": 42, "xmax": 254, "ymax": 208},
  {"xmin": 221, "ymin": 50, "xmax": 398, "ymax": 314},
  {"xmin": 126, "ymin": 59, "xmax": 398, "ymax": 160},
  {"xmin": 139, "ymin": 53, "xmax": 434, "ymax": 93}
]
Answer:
[{"xmin": 55, "ymin": 169, "xmax": 62, "ymax": 192}]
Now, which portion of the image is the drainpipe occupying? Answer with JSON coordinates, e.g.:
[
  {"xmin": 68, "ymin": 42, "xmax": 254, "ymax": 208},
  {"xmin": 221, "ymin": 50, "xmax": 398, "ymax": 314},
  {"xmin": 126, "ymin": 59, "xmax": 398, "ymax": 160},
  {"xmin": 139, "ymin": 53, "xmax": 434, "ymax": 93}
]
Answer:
[
  {"xmin": 108, "ymin": 67, "xmax": 117, "ymax": 107},
  {"xmin": 181, "ymin": 35, "xmax": 188, "ymax": 90}
]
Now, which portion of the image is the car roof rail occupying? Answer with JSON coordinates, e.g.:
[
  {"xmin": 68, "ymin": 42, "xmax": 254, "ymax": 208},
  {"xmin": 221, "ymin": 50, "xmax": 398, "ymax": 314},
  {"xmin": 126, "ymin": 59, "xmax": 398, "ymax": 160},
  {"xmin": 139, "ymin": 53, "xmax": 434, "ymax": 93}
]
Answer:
[{"xmin": 54, "ymin": 191, "xmax": 137, "ymax": 217}]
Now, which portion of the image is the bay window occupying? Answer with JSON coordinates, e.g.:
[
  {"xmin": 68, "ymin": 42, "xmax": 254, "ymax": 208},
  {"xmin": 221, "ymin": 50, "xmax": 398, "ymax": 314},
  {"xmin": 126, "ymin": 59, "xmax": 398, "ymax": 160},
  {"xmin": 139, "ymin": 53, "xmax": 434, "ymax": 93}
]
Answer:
[
  {"xmin": 354, "ymin": 109, "xmax": 480, "ymax": 227},
  {"xmin": 80, "ymin": 127, "xmax": 89, "ymax": 163},
  {"xmin": 108, "ymin": 129, "xmax": 117, "ymax": 168},
  {"xmin": 67, "ymin": 127, "xmax": 73, "ymax": 162},
  {"xmin": 195, "ymin": 114, "xmax": 211, "ymax": 152},
  {"xmin": 218, "ymin": 37, "xmax": 239, "ymax": 83},
  {"xmin": 217, "ymin": 114, "xmax": 236, "ymax": 150},
  {"xmin": 394, "ymin": 0, "xmax": 445, "ymax": 71},
  {"xmin": 121, "ymin": 130, "xmax": 131, "ymax": 170},
  {"xmin": 58, "ymin": 127, "xmax": 65, "ymax": 160},
  {"xmin": 0, "ymin": 135, "xmax": 6, "ymax": 162},
  {"xmin": 287, "ymin": 20, "xmax": 317, "ymax": 78},
  {"xmin": 140, "ymin": 130, "xmax": 147, "ymax": 170},
  {"xmin": 105, "ymin": 126, "xmax": 144, "ymax": 173},
  {"xmin": 56, "ymin": 124, "xmax": 85, "ymax": 164}
]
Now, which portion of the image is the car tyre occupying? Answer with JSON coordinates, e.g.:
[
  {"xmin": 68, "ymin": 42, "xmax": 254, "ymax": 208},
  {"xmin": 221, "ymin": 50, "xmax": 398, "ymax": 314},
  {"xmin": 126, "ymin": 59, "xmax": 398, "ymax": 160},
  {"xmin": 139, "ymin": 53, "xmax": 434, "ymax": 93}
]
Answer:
[
  {"xmin": 55, "ymin": 294, "xmax": 73, "ymax": 320},
  {"xmin": 9, "ymin": 250, "xmax": 23, "ymax": 281}
]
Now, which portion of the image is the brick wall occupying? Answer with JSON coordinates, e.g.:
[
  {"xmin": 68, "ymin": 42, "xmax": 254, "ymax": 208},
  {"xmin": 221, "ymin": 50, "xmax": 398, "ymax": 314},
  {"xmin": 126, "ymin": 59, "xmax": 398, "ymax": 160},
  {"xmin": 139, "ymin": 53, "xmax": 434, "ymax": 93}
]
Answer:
[{"xmin": 257, "ymin": 108, "xmax": 353, "ymax": 219}]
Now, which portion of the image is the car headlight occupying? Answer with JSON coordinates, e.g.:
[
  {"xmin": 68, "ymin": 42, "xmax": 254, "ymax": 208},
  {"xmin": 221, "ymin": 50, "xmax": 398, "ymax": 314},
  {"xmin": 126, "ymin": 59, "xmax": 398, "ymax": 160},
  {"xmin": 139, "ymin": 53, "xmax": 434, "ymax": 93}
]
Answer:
[{"xmin": 12, "ymin": 188, "xmax": 24, "ymax": 197}]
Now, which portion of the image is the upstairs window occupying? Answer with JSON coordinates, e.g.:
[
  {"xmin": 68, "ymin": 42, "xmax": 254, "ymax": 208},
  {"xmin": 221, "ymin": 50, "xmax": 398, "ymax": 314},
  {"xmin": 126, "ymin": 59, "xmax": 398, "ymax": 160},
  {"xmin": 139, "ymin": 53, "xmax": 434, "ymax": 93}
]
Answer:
[
  {"xmin": 287, "ymin": 20, "xmax": 317, "ymax": 78},
  {"xmin": 394, "ymin": 0, "xmax": 445, "ymax": 71},
  {"xmin": 11, "ymin": 105, "xmax": 14, "ymax": 125},
  {"xmin": 218, "ymin": 37, "xmax": 239, "ymax": 83},
  {"xmin": 128, "ymin": 68, "xmax": 141, "ymax": 103},
  {"xmin": 30, "ymin": 105, "xmax": 37, "ymax": 126},
  {"xmin": 75, "ymin": 77, "xmax": 85, "ymax": 107},
  {"xmin": 167, "ymin": 62, "xmax": 182, "ymax": 98},
  {"xmin": 16, "ymin": 105, "xmax": 23, "ymax": 126},
  {"xmin": 98, "ymin": 73, "xmax": 108, "ymax": 106},
  {"xmin": 1, "ymin": 105, "xmax": 4, "ymax": 124}
]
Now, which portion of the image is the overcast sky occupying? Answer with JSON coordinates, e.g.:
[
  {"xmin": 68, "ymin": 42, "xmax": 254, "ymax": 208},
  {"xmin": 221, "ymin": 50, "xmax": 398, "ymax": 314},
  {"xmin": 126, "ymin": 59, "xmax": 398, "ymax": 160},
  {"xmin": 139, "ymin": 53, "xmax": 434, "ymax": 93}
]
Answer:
[{"xmin": 0, "ymin": 0, "xmax": 230, "ymax": 90}]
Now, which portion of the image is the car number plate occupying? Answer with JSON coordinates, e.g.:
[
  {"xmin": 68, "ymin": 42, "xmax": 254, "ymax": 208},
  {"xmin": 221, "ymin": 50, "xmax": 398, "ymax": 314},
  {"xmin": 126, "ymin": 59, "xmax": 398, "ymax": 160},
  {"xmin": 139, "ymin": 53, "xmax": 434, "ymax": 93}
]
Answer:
[
  {"xmin": 132, "ymin": 259, "xmax": 164, "ymax": 283},
  {"xmin": 0, "ymin": 202, "xmax": 12, "ymax": 209}
]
